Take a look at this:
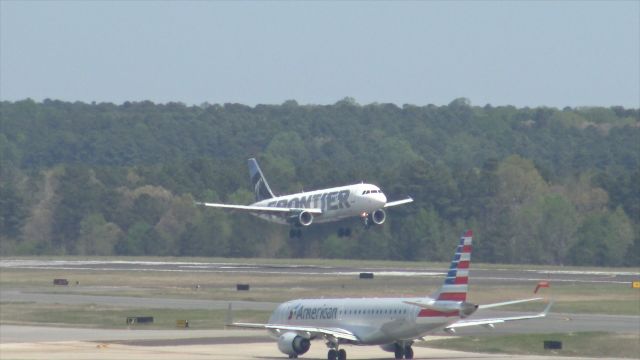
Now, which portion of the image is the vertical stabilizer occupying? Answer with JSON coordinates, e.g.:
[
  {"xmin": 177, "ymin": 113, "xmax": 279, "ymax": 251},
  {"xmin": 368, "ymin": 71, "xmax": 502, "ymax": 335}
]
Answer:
[
  {"xmin": 433, "ymin": 230, "xmax": 473, "ymax": 301},
  {"xmin": 248, "ymin": 158, "xmax": 275, "ymax": 202}
]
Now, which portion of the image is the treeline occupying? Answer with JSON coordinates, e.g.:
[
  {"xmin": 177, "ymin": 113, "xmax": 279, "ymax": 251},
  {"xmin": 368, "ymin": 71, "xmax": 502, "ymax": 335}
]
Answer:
[{"xmin": 0, "ymin": 98, "xmax": 638, "ymax": 266}]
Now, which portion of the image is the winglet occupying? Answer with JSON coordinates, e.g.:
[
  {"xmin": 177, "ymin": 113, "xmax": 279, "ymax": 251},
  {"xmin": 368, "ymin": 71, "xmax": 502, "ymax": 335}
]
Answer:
[{"xmin": 540, "ymin": 300, "xmax": 554, "ymax": 316}]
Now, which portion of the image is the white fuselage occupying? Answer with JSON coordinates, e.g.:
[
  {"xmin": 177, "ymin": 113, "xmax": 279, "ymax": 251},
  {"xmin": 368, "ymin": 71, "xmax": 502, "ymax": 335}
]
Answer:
[
  {"xmin": 251, "ymin": 183, "xmax": 387, "ymax": 225},
  {"xmin": 267, "ymin": 297, "xmax": 459, "ymax": 345}
]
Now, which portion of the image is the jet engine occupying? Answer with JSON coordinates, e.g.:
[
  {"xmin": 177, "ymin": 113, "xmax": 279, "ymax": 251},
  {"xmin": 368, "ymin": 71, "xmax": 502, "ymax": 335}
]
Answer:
[
  {"xmin": 460, "ymin": 302, "xmax": 479, "ymax": 318},
  {"xmin": 277, "ymin": 332, "xmax": 311, "ymax": 357},
  {"xmin": 368, "ymin": 208, "xmax": 386, "ymax": 225},
  {"xmin": 289, "ymin": 211, "xmax": 313, "ymax": 227}
]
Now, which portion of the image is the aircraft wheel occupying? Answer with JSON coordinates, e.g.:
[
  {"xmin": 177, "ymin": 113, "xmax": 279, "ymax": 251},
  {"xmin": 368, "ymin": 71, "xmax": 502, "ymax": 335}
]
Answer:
[
  {"xmin": 394, "ymin": 343, "xmax": 403, "ymax": 359},
  {"xmin": 327, "ymin": 349, "xmax": 337, "ymax": 360},
  {"xmin": 338, "ymin": 348, "xmax": 347, "ymax": 360},
  {"xmin": 404, "ymin": 346, "xmax": 414, "ymax": 359}
]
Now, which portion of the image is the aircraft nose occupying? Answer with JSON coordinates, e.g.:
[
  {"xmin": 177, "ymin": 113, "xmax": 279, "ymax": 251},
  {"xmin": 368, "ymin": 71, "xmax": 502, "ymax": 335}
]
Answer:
[{"xmin": 376, "ymin": 192, "xmax": 387, "ymax": 206}]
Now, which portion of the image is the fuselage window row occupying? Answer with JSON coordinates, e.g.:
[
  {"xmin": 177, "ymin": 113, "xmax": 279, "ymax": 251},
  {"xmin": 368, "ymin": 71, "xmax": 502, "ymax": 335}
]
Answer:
[{"xmin": 336, "ymin": 308, "xmax": 408, "ymax": 317}]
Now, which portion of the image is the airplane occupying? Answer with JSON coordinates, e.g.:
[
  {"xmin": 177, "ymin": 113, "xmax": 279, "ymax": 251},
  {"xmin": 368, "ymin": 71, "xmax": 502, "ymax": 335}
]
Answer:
[
  {"xmin": 227, "ymin": 230, "xmax": 552, "ymax": 360},
  {"xmin": 196, "ymin": 158, "xmax": 413, "ymax": 238}
]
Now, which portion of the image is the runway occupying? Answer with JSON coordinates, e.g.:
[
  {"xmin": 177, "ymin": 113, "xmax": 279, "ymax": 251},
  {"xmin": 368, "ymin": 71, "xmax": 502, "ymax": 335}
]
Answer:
[
  {"xmin": 0, "ymin": 326, "xmax": 630, "ymax": 360},
  {"xmin": 2, "ymin": 258, "xmax": 637, "ymax": 285}
]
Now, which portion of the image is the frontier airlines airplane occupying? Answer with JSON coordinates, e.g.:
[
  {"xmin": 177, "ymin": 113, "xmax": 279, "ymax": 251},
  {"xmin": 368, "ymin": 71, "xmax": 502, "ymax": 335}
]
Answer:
[
  {"xmin": 227, "ymin": 230, "xmax": 552, "ymax": 360},
  {"xmin": 196, "ymin": 158, "xmax": 413, "ymax": 238}
]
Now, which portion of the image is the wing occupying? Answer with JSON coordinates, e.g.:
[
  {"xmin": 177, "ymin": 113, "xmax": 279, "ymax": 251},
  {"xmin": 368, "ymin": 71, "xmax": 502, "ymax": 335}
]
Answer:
[
  {"xmin": 478, "ymin": 297, "xmax": 543, "ymax": 310},
  {"xmin": 384, "ymin": 197, "xmax": 414, "ymax": 208},
  {"xmin": 195, "ymin": 202, "xmax": 323, "ymax": 215},
  {"xmin": 446, "ymin": 301, "xmax": 553, "ymax": 331},
  {"xmin": 229, "ymin": 322, "xmax": 359, "ymax": 342}
]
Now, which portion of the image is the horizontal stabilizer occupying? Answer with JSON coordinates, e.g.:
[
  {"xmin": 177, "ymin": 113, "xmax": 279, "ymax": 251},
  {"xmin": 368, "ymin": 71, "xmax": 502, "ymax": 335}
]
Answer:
[{"xmin": 446, "ymin": 301, "xmax": 553, "ymax": 331}]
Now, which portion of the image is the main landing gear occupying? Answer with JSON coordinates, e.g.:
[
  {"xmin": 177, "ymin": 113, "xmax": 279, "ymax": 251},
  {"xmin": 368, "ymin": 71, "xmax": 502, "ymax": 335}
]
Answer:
[
  {"xmin": 327, "ymin": 348, "xmax": 347, "ymax": 360},
  {"xmin": 326, "ymin": 339, "xmax": 347, "ymax": 360},
  {"xmin": 394, "ymin": 343, "xmax": 414, "ymax": 359}
]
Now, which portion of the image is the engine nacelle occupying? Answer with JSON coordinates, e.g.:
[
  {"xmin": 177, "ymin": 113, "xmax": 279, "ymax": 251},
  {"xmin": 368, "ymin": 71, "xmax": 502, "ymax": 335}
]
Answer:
[
  {"xmin": 368, "ymin": 208, "xmax": 386, "ymax": 225},
  {"xmin": 460, "ymin": 302, "xmax": 479, "ymax": 318},
  {"xmin": 290, "ymin": 211, "xmax": 313, "ymax": 227},
  {"xmin": 277, "ymin": 332, "xmax": 311, "ymax": 356}
]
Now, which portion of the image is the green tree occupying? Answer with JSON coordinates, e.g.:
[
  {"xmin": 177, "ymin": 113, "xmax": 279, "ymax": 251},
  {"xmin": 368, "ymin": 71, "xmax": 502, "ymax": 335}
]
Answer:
[
  {"xmin": 0, "ymin": 183, "xmax": 28, "ymax": 238},
  {"xmin": 76, "ymin": 213, "xmax": 122, "ymax": 255},
  {"xmin": 570, "ymin": 208, "xmax": 633, "ymax": 266},
  {"xmin": 516, "ymin": 194, "xmax": 577, "ymax": 264}
]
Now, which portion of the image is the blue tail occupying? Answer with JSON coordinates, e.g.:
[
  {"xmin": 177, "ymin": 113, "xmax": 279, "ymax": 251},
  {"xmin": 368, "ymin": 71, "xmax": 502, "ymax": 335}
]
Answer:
[{"xmin": 248, "ymin": 158, "xmax": 275, "ymax": 202}]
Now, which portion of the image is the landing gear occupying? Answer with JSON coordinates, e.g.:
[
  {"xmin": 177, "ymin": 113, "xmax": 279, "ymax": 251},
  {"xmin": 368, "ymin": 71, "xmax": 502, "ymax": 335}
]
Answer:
[
  {"xmin": 328, "ymin": 349, "xmax": 337, "ymax": 360},
  {"xmin": 405, "ymin": 346, "xmax": 414, "ymax": 359},
  {"xmin": 393, "ymin": 343, "xmax": 414, "ymax": 359},
  {"xmin": 338, "ymin": 349, "xmax": 347, "ymax": 360},
  {"xmin": 327, "ymin": 348, "xmax": 347, "ymax": 360},
  {"xmin": 337, "ymin": 227, "xmax": 351, "ymax": 237},
  {"xmin": 361, "ymin": 213, "xmax": 370, "ymax": 228},
  {"xmin": 289, "ymin": 228, "xmax": 302, "ymax": 238}
]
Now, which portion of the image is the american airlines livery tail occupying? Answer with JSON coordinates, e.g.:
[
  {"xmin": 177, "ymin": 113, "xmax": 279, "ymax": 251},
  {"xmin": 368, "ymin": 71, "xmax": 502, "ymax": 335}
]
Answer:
[
  {"xmin": 196, "ymin": 158, "xmax": 413, "ymax": 238},
  {"xmin": 228, "ymin": 230, "xmax": 552, "ymax": 360}
]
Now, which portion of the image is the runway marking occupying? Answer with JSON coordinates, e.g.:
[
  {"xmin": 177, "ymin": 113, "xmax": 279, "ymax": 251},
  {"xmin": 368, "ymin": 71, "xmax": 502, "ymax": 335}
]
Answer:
[{"xmin": 2, "ymin": 260, "xmax": 637, "ymax": 286}]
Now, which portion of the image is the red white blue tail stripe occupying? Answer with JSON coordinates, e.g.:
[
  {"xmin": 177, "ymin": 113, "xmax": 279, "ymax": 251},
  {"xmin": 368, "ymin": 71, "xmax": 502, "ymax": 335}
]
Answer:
[{"xmin": 434, "ymin": 230, "xmax": 472, "ymax": 302}]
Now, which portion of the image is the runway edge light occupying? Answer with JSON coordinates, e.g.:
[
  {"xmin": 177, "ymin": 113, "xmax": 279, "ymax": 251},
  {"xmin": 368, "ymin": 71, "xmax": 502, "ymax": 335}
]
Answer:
[{"xmin": 632, "ymin": 281, "xmax": 640, "ymax": 289}]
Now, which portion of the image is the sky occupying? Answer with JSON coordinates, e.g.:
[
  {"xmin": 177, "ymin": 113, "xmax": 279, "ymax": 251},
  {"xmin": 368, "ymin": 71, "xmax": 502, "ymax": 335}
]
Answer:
[{"xmin": 1, "ymin": 1, "xmax": 639, "ymax": 108}]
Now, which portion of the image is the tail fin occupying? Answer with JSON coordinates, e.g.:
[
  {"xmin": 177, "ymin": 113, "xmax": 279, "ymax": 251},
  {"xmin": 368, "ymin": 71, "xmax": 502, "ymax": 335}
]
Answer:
[
  {"xmin": 248, "ymin": 158, "xmax": 275, "ymax": 202},
  {"xmin": 433, "ymin": 230, "xmax": 473, "ymax": 302}
]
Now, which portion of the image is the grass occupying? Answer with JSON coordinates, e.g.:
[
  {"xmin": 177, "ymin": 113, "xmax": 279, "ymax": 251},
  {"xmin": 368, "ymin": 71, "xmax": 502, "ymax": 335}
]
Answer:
[
  {"xmin": 0, "ymin": 302, "xmax": 269, "ymax": 329},
  {"xmin": 422, "ymin": 332, "xmax": 640, "ymax": 359}
]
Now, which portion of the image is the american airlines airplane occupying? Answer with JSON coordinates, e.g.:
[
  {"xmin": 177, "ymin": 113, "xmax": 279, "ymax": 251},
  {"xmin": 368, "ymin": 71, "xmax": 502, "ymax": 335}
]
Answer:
[
  {"xmin": 227, "ymin": 230, "xmax": 552, "ymax": 360},
  {"xmin": 196, "ymin": 158, "xmax": 413, "ymax": 238}
]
